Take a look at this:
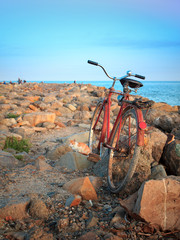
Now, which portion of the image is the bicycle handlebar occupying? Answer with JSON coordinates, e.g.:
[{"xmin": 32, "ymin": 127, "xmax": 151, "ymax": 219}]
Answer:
[
  {"xmin": 87, "ymin": 60, "xmax": 145, "ymax": 81},
  {"xmin": 135, "ymin": 74, "xmax": 145, "ymax": 80},
  {"xmin": 87, "ymin": 60, "xmax": 99, "ymax": 66}
]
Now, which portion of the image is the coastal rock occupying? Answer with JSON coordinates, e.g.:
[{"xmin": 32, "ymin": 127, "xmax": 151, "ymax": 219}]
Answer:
[
  {"xmin": 35, "ymin": 156, "xmax": 52, "ymax": 171},
  {"xmin": 66, "ymin": 104, "xmax": 77, "ymax": 111},
  {"xmin": 46, "ymin": 143, "xmax": 72, "ymax": 160},
  {"xmin": 154, "ymin": 113, "xmax": 180, "ymax": 133},
  {"xmin": 149, "ymin": 164, "xmax": 167, "ymax": 180},
  {"xmin": 42, "ymin": 95, "xmax": 57, "ymax": 103},
  {"xmin": 28, "ymin": 198, "xmax": 49, "ymax": 219},
  {"xmin": 63, "ymin": 176, "xmax": 98, "ymax": 200},
  {"xmin": 2, "ymin": 118, "xmax": 17, "ymax": 127},
  {"xmin": 134, "ymin": 177, "xmax": 180, "ymax": 231},
  {"xmin": 55, "ymin": 152, "xmax": 93, "ymax": 171},
  {"xmin": 161, "ymin": 140, "xmax": 180, "ymax": 176},
  {"xmin": 143, "ymin": 127, "xmax": 167, "ymax": 162},
  {"xmin": 73, "ymin": 111, "xmax": 92, "ymax": 120},
  {"xmin": 120, "ymin": 176, "xmax": 180, "ymax": 231},
  {"xmin": 23, "ymin": 112, "xmax": 56, "ymax": 126},
  {"xmin": 0, "ymin": 198, "xmax": 30, "ymax": 220},
  {"xmin": 0, "ymin": 150, "xmax": 19, "ymax": 168}
]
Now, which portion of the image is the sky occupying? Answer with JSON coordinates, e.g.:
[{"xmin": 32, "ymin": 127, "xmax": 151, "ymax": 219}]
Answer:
[{"xmin": 0, "ymin": 0, "xmax": 180, "ymax": 82}]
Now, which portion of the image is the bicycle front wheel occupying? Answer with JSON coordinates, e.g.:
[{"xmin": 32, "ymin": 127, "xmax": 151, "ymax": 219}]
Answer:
[
  {"xmin": 107, "ymin": 109, "xmax": 140, "ymax": 193},
  {"xmin": 89, "ymin": 101, "xmax": 106, "ymax": 155}
]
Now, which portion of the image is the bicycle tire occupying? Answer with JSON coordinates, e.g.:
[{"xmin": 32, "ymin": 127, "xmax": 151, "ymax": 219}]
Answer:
[
  {"xmin": 107, "ymin": 108, "xmax": 140, "ymax": 193},
  {"xmin": 89, "ymin": 101, "xmax": 106, "ymax": 155}
]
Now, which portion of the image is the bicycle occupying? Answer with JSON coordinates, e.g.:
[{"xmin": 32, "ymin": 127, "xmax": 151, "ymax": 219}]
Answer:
[{"xmin": 88, "ymin": 60, "xmax": 153, "ymax": 193}]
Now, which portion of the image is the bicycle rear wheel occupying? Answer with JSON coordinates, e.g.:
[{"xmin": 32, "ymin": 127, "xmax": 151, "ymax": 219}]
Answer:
[
  {"xmin": 107, "ymin": 108, "xmax": 140, "ymax": 193},
  {"xmin": 89, "ymin": 101, "xmax": 106, "ymax": 155}
]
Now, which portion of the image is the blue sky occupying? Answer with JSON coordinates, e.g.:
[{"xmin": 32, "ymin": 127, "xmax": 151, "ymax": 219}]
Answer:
[{"xmin": 0, "ymin": 0, "xmax": 180, "ymax": 82}]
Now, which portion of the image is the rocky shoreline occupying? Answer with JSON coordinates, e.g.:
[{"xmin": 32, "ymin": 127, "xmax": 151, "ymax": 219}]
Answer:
[{"xmin": 0, "ymin": 82, "xmax": 180, "ymax": 239}]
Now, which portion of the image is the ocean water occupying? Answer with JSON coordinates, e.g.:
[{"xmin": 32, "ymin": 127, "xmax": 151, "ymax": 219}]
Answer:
[{"xmin": 43, "ymin": 80, "xmax": 180, "ymax": 106}]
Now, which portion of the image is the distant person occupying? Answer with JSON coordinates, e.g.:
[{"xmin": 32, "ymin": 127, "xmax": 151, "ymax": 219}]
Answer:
[
  {"xmin": 23, "ymin": 80, "xmax": 27, "ymax": 83},
  {"xmin": 74, "ymin": 80, "xmax": 76, "ymax": 84},
  {"xmin": 3, "ymin": 81, "xmax": 6, "ymax": 85}
]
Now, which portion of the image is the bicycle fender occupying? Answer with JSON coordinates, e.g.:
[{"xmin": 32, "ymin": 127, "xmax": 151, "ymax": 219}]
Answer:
[
  {"xmin": 122, "ymin": 106, "xmax": 146, "ymax": 146},
  {"xmin": 136, "ymin": 108, "xmax": 146, "ymax": 146}
]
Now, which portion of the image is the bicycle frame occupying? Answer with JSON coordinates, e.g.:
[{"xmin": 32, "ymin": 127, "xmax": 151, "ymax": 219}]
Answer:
[{"xmin": 93, "ymin": 87, "xmax": 146, "ymax": 152}]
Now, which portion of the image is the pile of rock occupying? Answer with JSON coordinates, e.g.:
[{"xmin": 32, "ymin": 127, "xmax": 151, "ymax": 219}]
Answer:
[{"xmin": 0, "ymin": 82, "xmax": 180, "ymax": 239}]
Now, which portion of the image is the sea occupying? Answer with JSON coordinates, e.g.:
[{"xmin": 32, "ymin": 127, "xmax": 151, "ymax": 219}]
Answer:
[{"xmin": 41, "ymin": 80, "xmax": 180, "ymax": 106}]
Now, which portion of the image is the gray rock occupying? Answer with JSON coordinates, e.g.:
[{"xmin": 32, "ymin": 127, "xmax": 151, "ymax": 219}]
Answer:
[
  {"xmin": 55, "ymin": 152, "xmax": 93, "ymax": 171},
  {"xmin": 149, "ymin": 164, "xmax": 167, "ymax": 180},
  {"xmin": 0, "ymin": 150, "xmax": 19, "ymax": 168},
  {"xmin": 161, "ymin": 140, "xmax": 180, "ymax": 176},
  {"xmin": 57, "ymin": 131, "xmax": 89, "ymax": 144}
]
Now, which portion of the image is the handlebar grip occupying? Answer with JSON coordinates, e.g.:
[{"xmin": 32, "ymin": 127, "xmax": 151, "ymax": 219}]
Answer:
[
  {"xmin": 135, "ymin": 74, "xmax": 145, "ymax": 80},
  {"xmin": 87, "ymin": 60, "xmax": 98, "ymax": 66}
]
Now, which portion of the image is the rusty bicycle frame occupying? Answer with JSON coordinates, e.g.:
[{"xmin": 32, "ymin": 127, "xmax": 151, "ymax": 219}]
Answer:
[{"xmin": 88, "ymin": 60, "xmax": 147, "ymax": 154}]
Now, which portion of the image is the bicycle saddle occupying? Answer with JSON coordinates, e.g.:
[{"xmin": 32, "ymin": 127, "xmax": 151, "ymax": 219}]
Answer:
[{"xmin": 120, "ymin": 78, "xmax": 143, "ymax": 89}]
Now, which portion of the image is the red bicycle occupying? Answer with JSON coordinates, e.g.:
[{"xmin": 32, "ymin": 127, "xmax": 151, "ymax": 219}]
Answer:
[{"xmin": 88, "ymin": 60, "xmax": 152, "ymax": 193}]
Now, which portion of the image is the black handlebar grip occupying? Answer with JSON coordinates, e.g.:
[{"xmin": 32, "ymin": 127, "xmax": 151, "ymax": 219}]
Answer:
[
  {"xmin": 135, "ymin": 74, "xmax": 145, "ymax": 80},
  {"xmin": 87, "ymin": 60, "xmax": 98, "ymax": 66}
]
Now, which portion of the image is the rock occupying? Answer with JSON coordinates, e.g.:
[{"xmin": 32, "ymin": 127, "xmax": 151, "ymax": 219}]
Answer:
[
  {"xmin": 154, "ymin": 113, "xmax": 180, "ymax": 133},
  {"xmin": 42, "ymin": 122, "xmax": 56, "ymax": 129},
  {"xmin": 29, "ymin": 228, "xmax": 53, "ymax": 240},
  {"xmin": 34, "ymin": 127, "xmax": 47, "ymax": 132},
  {"xmin": 55, "ymin": 152, "xmax": 93, "ymax": 171},
  {"xmin": 29, "ymin": 104, "xmax": 38, "ymax": 111},
  {"xmin": 46, "ymin": 143, "xmax": 72, "ymax": 160},
  {"xmin": 63, "ymin": 176, "xmax": 98, "ymax": 200},
  {"xmin": 66, "ymin": 104, "xmax": 77, "ymax": 111},
  {"xmin": 143, "ymin": 127, "xmax": 167, "ymax": 162},
  {"xmin": 5, "ymin": 132, "xmax": 23, "ymax": 141},
  {"xmin": 73, "ymin": 111, "xmax": 91, "ymax": 120},
  {"xmin": 42, "ymin": 95, "xmax": 56, "ymax": 103},
  {"xmin": 93, "ymin": 150, "xmax": 109, "ymax": 177},
  {"xmin": 152, "ymin": 102, "xmax": 178, "ymax": 112},
  {"xmin": 5, "ymin": 231, "xmax": 29, "ymax": 240},
  {"xmin": 35, "ymin": 156, "xmax": 52, "ymax": 171},
  {"xmin": 57, "ymin": 131, "xmax": 89, "ymax": 144},
  {"xmin": 25, "ymin": 96, "xmax": 40, "ymax": 102},
  {"xmin": 0, "ymin": 198, "xmax": 30, "ymax": 220},
  {"xmin": 2, "ymin": 118, "xmax": 17, "ymax": 127},
  {"xmin": 11, "ymin": 127, "xmax": 27, "ymax": 138},
  {"xmin": 78, "ymin": 231, "xmax": 99, "ymax": 240},
  {"xmin": 57, "ymin": 217, "xmax": 69, "ymax": 231},
  {"xmin": 23, "ymin": 112, "xmax": 56, "ymax": 126},
  {"xmin": 86, "ymin": 214, "xmax": 98, "ymax": 228},
  {"xmin": 54, "ymin": 121, "xmax": 66, "ymax": 128},
  {"xmin": 28, "ymin": 199, "xmax": 49, "ymax": 219},
  {"xmin": 120, "ymin": 177, "xmax": 180, "ymax": 231},
  {"xmin": 149, "ymin": 164, "xmax": 167, "ymax": 180},
  {"xmin": 88, "ymin": 176, "xmax": 103, "ymax": 190},
  {"xmin": 0, "ymin": 150, "xmax": 19, "ymax": 168},
  {"xmin": 65, "ymin": 195, "xmax": 82, "ymax": 207},
  {"xmin": 161, "ymin": 140, "xmax": 180, "ymax": 175}
]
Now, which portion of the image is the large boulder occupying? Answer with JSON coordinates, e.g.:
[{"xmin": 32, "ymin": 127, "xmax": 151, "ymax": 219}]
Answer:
[
  {"xmin": 161, "ymin": 140, "xmax": 180, "ymax": 176},
  {"xmin": 0, "ymin": 198, "xmax": 30, "ymax": 220},
  {"xmin": 154, "ymin": 113, "xmax": 180, "ymax": 133},
  {"xmin": 63, "ymin": 176, "xmax": 99, "ymax": 200},
  {"xmin": 0, "ymin": 150, "xmax": 19, "ymax": 168},
  {"xmin": 23, "ymin": 112, "xmax": 56, "ymax": 126},
  {"xmin": 120, "ymin": 176, "xmax": 180, "ymax": 231},
  {"xmin": 55, "ymin": 152, "xmax": 93, "ymax": 171},
  {"xmin": 143, "ymin": 127, "xmax": 167, "ymax": 163}
]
